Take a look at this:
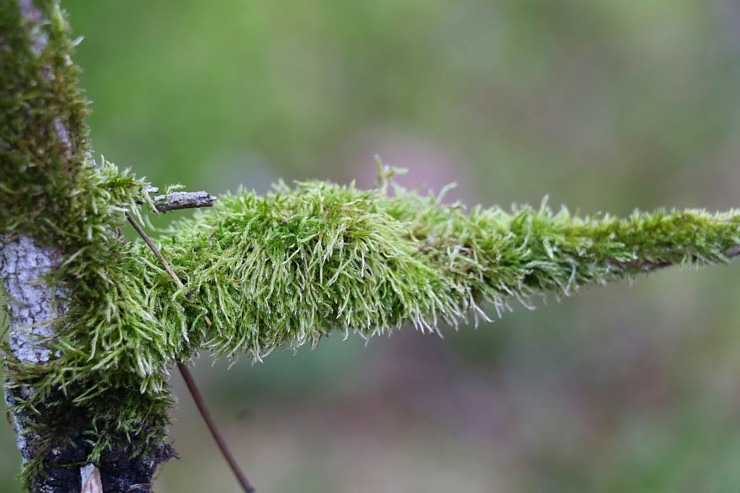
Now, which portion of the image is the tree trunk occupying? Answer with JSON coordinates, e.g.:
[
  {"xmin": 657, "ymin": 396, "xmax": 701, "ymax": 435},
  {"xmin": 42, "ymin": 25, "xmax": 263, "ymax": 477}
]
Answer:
[{"xmin": 1, "ymin": 1, "xmax": 173, "ymax": 491}]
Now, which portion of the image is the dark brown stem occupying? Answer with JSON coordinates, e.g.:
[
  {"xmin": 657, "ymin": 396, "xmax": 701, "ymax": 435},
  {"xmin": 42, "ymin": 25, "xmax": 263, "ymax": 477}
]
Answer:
[
  {"xmin": 126, "ymin": 214, "xmax": 184, "ymax": 288},
  {"xmin": 178, "ymin": 362, "xmax": 256, "ymax": 493}
]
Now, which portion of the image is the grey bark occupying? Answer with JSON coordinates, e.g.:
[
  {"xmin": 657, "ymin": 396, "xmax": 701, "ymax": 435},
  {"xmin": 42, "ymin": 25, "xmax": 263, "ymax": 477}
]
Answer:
[
  {"xmin": 151, "ymin": 190, "xmax": 218, "ymax": 212},
  {"xmin": 2, "ymin": 235, "xmax": 64, "ymax": 458}
]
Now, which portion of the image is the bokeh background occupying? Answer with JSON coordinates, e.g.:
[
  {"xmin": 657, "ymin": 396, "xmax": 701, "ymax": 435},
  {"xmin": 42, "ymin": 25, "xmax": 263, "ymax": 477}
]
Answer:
[{"xmin": 3, "ymin": 1, "xmax": 740, "ymax": 491}]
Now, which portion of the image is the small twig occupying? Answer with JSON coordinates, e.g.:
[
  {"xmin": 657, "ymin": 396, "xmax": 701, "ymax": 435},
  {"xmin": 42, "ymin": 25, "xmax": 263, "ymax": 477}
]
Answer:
[
  {"xmin": 178, "ymin": 361, "xmax": 256, "ymax": 493},
  {"xmin": 125, "ymin": 211, "xmax": 254, "ymax": 493},
  {"xmin": 137, "ymin": 187, "xmax": 217, "ymax": 213},
  {"xmin": 126, "ymin": 214, "xmax": 183, "ymax": 287},
  {"xmin": 152, "ymin": 191, "xmax": 217, "ymax": 213}
]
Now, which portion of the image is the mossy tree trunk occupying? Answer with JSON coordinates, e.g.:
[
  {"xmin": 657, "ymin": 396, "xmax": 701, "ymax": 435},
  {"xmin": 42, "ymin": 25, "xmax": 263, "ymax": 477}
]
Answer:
[{"xmin": 1, "ymin": 1, "xmax": 173, "ymax": 491}]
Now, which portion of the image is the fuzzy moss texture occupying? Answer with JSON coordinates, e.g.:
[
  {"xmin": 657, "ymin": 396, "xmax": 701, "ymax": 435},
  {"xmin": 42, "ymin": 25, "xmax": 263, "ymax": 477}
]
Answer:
[{"xmin": 3, "ymin": 0, "xmax": 740, "ymax": 490}]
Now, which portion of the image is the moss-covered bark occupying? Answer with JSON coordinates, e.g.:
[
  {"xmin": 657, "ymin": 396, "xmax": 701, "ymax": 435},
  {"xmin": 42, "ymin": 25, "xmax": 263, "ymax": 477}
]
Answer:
[{"xmin": 1, "ymin": 1, "xmax": 173, "ymax": 491}]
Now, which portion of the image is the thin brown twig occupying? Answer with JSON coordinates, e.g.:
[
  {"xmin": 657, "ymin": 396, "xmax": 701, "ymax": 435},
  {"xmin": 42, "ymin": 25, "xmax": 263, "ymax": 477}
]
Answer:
[
  {"xmin": 178, "ymin": 361, "xmax": 256, "ymax": 493},
  {"xmin": 125, "ymin": 212, "xmax": 255, "ymax": 493},
  {"xmin": 126, "ymin": 214, "xmax": 183, "ymax": 288}
]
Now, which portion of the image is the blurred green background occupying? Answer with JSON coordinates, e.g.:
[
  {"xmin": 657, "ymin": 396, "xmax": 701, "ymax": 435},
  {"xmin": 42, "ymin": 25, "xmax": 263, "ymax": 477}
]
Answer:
[{"xmin": 4, "ymin": 1, "xmax": 740, "ymax": 491}]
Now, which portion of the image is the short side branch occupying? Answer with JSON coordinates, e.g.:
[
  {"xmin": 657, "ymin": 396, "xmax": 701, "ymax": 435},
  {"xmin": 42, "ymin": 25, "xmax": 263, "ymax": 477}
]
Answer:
[{"xmin": 149, "ymin": 190, "xmax": 217, "ymax": 212}]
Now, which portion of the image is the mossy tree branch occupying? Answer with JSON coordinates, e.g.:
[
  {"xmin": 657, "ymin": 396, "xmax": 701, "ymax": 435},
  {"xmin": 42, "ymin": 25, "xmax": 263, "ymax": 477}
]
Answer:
[{"xmin": 143, "ymin": 180, "xmax": 740, "ymax": 366}]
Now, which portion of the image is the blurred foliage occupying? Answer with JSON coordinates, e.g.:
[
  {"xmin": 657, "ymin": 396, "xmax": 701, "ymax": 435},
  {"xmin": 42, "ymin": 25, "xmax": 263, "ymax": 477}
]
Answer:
[{"xmin": 3, "ymin": 0, "xmax": 740, "ymax": 492}]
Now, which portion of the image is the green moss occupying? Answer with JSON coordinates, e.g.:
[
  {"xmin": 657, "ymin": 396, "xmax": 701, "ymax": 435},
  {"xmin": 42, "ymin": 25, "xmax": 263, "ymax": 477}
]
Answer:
[
  {"xmin": 22, "ymin": 172, "xmax": 739, "ymax": 405},
  {"xmin": 151, "ymin": 181, "xmax": 740, "ymax": 367},
  {"xmin": 11, "ymin": 169, "xmax": 740, "ymax": 408},
  {"xmin": 0, "ymin": 1, "xmax": 91, "ymax": 243}
]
